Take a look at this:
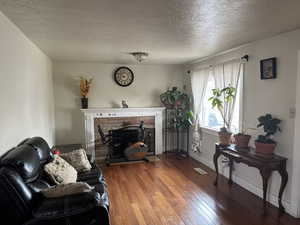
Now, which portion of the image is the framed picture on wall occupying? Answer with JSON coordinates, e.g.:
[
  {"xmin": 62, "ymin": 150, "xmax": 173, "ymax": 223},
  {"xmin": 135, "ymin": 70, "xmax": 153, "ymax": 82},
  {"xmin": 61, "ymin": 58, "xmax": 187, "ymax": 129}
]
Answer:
[{"xmin": 260, "ymin": 57, "xmax": 277, "ymax": 79}]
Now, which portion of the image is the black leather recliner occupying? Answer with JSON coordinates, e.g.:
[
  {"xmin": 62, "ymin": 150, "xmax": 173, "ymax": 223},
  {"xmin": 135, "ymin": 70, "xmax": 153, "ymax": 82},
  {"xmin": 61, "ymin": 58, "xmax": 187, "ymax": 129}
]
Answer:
[{"xmin": 0, "ymin": 137, "xmax": 110, "ymax": 225}]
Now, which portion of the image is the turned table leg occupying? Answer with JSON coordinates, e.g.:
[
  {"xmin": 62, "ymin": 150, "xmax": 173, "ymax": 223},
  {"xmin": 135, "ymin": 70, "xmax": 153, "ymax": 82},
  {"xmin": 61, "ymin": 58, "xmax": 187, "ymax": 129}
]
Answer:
[
  {"xmin": 228, "ymin": 158, "xmax": 233, "ymax": 185},
  {"xmin": 259, "ymin": 168, "xmax": 271, "ymax": 213},
  {"xmin": 278, "ymin": 161, "xmax": 288, "ymax": 213},
  {"xmin": 214, "ymin": 148, "xmax": 221, "ymax": 186}
]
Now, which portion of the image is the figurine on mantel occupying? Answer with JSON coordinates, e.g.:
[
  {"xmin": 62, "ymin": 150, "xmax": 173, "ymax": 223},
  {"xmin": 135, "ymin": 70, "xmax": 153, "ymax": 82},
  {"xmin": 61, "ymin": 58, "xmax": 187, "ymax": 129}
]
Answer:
[{"xmin": 122, "ymin": 100, "xmax": 129, "ymax": 108}]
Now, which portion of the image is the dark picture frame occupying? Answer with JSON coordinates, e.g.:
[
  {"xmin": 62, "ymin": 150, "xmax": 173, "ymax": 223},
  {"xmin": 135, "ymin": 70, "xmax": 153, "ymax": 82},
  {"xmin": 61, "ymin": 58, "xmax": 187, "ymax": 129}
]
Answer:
[{"xmin": 260, "ymin": 57, "xmax": 277, "ymax": 79}]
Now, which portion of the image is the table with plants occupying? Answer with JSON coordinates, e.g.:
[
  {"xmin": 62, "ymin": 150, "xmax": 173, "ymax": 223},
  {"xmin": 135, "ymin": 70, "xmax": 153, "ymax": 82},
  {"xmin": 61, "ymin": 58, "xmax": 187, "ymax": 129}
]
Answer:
[{"xmin": 209, "ymin": 85, "xmax": 288, "ymax": 213}]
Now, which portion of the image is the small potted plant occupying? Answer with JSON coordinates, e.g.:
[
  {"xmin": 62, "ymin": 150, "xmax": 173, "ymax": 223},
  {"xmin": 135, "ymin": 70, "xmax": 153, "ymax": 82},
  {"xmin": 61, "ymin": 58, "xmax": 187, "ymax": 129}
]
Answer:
[
  {"xmin": 209, "ymin": 86, "xmax": 236, "ymax": 146},
  {"xmin": 255, "ymin": 114, "xmax": 281, "ymax": 154},
  {"xmin": 80, "ymin": 77, "xmax": 93, "ymax": 109},
  {"xmin": 234, "ymin": 132, "xmax": 252, "ymax": 148},
  {"xmin": 233, "ymin": 123, "xmax": 254, "ymax": 148}
]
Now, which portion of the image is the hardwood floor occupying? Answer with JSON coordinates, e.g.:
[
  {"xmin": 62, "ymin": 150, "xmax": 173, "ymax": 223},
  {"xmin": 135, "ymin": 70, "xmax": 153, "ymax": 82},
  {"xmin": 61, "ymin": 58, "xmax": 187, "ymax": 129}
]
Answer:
[{"xmin": 102, "ymin": 154, "xmax": 300, "ymax": 225}]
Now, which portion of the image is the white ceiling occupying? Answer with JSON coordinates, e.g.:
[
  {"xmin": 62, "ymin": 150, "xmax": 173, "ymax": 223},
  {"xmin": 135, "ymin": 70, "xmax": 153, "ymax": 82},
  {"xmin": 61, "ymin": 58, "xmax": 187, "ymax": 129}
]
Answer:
[{"xmin": 1, "ymin": 0, "xmax": 300, "ymax": 64}]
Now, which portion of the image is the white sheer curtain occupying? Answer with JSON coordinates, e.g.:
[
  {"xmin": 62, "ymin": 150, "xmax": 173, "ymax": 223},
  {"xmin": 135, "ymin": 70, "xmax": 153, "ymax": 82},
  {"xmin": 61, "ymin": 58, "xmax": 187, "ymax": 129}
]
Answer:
[
  {"xmin": 191, "ymin": 68, "xmax": 209, "ymax": 152},
  {"xmin": 213, "ymin": 60, "xmax": 244, "ymax": 131}
]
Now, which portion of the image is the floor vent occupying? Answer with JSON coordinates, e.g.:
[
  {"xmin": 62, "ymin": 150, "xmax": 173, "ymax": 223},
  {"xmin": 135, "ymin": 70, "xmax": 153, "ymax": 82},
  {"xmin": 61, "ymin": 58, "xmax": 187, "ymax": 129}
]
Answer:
[{"xmin": 194, "ymin": 167, "xmax": 208, "ymax": 175}]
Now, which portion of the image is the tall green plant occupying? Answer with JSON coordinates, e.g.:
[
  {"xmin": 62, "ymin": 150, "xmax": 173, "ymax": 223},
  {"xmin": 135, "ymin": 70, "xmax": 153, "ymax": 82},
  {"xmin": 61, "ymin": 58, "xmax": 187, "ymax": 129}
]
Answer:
[
  {"xmin": 173, "ymin": 109, "xmax": 194, "ymax": 129},
  {"xmin": 208, "ymin": 86, "xmax": 236, "ymax": 132},
  {"xmin": 160, "ymin": 87, "xmax": 193, "ymax": 129}
]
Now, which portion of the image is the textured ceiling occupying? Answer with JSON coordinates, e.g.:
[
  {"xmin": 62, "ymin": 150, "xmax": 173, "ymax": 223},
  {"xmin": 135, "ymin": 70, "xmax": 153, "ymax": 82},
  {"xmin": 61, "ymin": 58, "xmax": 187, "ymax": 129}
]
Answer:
[{"xmin": 1, "ymin": 0, "xmax": 300, "ymax": 64}]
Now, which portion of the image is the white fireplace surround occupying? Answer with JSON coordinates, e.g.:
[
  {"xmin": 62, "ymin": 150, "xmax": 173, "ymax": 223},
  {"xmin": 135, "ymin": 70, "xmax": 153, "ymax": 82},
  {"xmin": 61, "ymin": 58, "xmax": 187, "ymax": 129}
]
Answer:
[{"xmin": 81, "ymin": 107, "xmax": 165, "ymax": 160}]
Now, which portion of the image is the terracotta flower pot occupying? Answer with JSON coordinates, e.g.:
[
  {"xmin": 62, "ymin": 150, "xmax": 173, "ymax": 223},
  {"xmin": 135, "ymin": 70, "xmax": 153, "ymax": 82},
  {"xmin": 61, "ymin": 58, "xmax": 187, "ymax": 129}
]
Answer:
[
  {"xmin": 218, "ymin": 131, "xmax": 232, "ymax": 146},
  {"xmin": 234, "ymin": 134, "xmax": 251, "ymax": 148},
  {"xmin": 255, "ymin": 141, "xmax": 276, "ymax": 154}
]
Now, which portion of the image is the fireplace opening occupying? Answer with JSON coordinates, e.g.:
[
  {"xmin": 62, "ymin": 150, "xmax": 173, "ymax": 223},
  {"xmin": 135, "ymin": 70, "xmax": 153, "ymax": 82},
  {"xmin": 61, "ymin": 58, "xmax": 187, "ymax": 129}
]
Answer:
[{"xmin": 94, "ymin": 116, "xmax": 155, "ymax": 164}]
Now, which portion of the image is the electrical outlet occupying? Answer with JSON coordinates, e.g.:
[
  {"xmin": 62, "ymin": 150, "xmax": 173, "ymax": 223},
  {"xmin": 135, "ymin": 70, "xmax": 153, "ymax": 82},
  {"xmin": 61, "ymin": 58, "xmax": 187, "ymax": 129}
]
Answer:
[{"xmin": 289, "ymin": 107, "xmax": 296, "ymax": 119}]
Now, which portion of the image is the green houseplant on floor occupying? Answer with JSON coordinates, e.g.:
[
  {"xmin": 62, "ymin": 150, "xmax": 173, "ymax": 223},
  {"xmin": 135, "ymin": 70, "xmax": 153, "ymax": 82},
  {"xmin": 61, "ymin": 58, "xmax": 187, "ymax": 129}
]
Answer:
[
  {"xmin": 160, "ymin": 87, "xmax": 194, "ymax": 129},
  {"xmin": 160, "ymin": 87, "xmax": 194, "ymax": 155}
]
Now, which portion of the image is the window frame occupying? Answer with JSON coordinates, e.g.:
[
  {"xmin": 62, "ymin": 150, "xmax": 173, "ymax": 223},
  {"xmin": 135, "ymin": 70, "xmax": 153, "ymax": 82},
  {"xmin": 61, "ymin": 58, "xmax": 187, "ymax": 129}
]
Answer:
[{"xmin": 198, "ymin": 63, "xmax": 244, "ymax": 134}]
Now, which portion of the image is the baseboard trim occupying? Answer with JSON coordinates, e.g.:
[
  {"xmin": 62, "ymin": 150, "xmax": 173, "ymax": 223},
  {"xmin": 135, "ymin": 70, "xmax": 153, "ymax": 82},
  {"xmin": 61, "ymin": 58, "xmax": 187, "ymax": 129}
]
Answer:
[{"xmin": 189, "ymin": 153, "xmax": 296, "ymax": 217}]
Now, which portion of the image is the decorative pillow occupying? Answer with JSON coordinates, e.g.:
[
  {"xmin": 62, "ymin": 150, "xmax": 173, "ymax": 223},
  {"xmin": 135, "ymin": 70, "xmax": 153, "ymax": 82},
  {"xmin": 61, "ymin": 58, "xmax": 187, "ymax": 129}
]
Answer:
[
  {"xmin": 44, "ymin": 155, "xmax": 77, "ymax": 184},
  {"xmin": 61, "ymin": 149, "xmax": 92, "ymax": 172},
  {"xmin": 41, "ymin": 182, "xmax": 94, "ymax": 198}
]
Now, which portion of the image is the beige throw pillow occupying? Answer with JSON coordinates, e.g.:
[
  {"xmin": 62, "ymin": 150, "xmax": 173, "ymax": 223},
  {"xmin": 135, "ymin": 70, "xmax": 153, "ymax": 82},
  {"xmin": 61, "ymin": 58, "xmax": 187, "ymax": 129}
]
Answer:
[
  {"xmin": 61, "ymin": 149, "xmax": 92, "ymax": 172},
  {"xmin": 41, "ymin": 182, "xmax": 94, "ymax": 198},
  {"xmin": 44, "ymin": 155, "xmax": 77, "ymax": 184}
]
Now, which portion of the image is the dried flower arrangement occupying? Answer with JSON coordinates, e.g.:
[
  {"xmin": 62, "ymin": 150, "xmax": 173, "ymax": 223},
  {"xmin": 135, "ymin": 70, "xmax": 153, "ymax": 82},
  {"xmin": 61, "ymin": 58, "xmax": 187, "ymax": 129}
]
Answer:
[
  {"xmin": 80, "ymin": 77, "xmax": 93, "ymax": 98},
  {"xmin": 80, "ymin": 77, "xmax": 93, "ymax": 109}
]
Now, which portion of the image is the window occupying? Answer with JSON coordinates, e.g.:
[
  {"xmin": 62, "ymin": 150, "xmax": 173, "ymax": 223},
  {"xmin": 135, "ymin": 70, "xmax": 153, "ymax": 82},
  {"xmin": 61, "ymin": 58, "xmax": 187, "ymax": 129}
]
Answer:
[
  {"xmin": 202, "ymin": 74, "xmax": 224, "ymax": 130},
  {"xmin": 192, "ymin": 60, "xmax": 243, "ymax": 133}
]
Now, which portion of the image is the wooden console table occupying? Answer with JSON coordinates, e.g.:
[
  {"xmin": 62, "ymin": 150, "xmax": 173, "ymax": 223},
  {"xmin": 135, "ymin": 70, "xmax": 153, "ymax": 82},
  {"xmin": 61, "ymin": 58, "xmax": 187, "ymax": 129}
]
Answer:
[{"xmin": 213, "ymin": 144, "xmax": 288, "ymax": 213}]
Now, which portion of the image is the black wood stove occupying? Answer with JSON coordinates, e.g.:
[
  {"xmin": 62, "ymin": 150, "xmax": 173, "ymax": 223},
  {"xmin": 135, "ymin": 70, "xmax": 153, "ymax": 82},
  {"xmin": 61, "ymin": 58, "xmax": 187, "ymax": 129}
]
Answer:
[{"xmin": 98, "ymin": 121, "xmax": 149, "ymax": 165}]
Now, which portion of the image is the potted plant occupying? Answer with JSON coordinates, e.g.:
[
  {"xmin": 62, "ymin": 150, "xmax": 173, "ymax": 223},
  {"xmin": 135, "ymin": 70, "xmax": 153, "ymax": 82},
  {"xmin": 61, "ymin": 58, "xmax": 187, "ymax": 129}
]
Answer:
[
  {"xmin": 172, "ymin": 109, "xmax": 194, "ymax": 129},
  {"xmin": 160, "ymin": 87, "xmax": 194, "ymax": 156},
  {"xmin": 209, "ymin": 86, "xmax": 236, "ymax": 146},
  {"xmin": 234, "ymin": 131, "xmax": 251, "ymax": 148},
  {"xmin": 233, "ymin": 123, "xmax": 255, "ymax": 148},
  {"xmin": 255, "ymin": 114, "xmax": 281, "ymax": 154},
  {"xmin": 80, "ymin": 77, "xmax": 93, "ymax": 109},
  {"xmin": 160, "ymin": 87, "xmax": 185, "ymax": 109},
  {"xmin": 160, "ymin": 87, "xmax": 194, "ymax": 129}
]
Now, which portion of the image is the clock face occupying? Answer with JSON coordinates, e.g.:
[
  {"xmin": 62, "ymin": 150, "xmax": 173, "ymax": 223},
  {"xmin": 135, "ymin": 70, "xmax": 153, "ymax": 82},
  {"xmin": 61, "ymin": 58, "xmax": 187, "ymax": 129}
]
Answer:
[{"xmin": 114, "ymin": 67, "xmax": 134, "ymax": 87}]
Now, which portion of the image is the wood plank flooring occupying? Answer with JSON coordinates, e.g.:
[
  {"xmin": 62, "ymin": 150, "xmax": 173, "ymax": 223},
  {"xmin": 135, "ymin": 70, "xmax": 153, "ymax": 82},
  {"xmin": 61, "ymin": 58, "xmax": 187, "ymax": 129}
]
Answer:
[{"xmin": 102, "ymin": 154, "xmax": 300, "ymax": 225}]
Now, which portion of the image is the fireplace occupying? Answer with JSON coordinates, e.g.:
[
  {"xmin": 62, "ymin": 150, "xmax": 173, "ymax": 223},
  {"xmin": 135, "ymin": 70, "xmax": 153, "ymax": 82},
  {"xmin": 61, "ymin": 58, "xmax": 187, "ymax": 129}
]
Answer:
[
  {"xmin": 81, "ymin": 107, "xmax": 165, "ymax": 163},
  {"xmin": 94, "ymin": 116, "xmax": 155, "ymax": 162}
]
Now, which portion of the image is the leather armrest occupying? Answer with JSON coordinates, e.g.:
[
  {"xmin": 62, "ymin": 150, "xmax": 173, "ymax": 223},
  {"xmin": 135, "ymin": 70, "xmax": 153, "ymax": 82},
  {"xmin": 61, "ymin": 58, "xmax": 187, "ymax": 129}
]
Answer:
[{"xmin": 32, "ymin": 192, "xmax": 104, "ymax": 219}]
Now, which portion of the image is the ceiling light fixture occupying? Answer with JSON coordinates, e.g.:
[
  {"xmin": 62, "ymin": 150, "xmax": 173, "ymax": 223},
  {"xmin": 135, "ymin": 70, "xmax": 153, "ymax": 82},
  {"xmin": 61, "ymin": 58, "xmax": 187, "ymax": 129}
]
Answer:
[{"xmin": 130, "ymin": 52, "xmax": 149, "ymax": 63}]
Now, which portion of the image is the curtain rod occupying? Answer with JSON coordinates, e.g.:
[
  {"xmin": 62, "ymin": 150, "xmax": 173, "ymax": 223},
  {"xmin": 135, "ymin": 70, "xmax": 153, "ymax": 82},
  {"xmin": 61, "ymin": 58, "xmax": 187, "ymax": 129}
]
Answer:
[{"xmin": 187, "ymin": 54, "xmax": 248, "ymax": 74}]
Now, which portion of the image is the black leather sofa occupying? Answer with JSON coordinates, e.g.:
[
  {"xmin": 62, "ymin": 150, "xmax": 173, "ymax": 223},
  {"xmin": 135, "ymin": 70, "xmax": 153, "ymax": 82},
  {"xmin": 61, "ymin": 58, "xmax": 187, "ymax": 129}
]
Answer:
[{"xmin": 0, "ymin": 137, "xmax": 110, "ymax": 225}]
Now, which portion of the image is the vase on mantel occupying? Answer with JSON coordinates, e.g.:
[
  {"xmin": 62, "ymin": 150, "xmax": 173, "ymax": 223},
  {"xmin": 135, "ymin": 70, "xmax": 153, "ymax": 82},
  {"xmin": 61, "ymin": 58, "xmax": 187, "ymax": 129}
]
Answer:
[{"xmin": 81, "ymin": 97, "xmax": 88, "ymax": 109}]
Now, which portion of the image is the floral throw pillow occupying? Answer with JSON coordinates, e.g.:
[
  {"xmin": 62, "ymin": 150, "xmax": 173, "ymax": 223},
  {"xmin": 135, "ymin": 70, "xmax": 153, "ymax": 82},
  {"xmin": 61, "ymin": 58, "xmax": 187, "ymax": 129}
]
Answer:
[
  {"xmin": 44, "ymin": 155, "xmax": 77, "ymax": 184},
  {"xmin": 60, "ymin": 149, "xmax": 92, "ymax": 173}
]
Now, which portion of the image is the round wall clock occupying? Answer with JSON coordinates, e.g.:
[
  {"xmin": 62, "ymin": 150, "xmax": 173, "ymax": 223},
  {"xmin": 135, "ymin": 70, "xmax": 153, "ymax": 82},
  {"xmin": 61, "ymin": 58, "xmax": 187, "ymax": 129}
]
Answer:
[{"xmin": 114, "ymin": 67, "xmax": 134, "ymax": 87}]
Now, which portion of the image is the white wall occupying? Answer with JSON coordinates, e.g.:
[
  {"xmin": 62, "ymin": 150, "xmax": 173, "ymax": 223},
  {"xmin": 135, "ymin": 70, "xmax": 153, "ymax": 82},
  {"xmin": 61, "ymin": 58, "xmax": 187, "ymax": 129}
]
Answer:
[
  {"xmin": 291, "ymin": 51, "xmax": 300, "ymax": 217},
  {"xmin": 0, "ymin": 11, "xmax": 55, "ymax": 154},
  {"xmin": 53, "ymin": 61, "xmax": 184, "ymax": 145},
  {"xmin": 185, "ymin": 28, "xmax": 300, "ymax": 217}
]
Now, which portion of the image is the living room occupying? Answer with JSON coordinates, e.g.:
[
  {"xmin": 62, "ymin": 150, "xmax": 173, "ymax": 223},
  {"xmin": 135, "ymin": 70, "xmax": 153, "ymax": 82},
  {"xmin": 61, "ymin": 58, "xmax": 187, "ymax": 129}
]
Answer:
[{"xmin": 1, "ymin": 1, "xmax": 300, "ymax": 225}]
